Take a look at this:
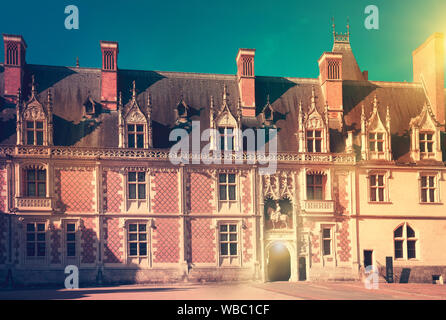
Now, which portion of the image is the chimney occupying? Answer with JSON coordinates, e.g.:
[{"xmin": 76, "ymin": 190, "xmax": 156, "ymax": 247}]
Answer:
[
  {"xmin": 236, "ymin": 48, "xmax": 256, "ymax": 117},
  {"xmin": 100, "ymin": 41, "xmax": 119, "ymax": 111},
  {"xmin": 2, "ymin": 34, "xmax": 27, "ymax": 104},
  {"xmin": 413, "ymin": 33, "xmax": 445, "ymax": 129},
  {"xmin": 318, "ymin": 51, "xmax": 343, "ymax": 131}
]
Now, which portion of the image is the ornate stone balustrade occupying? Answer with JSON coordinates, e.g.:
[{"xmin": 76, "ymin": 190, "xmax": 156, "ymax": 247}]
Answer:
[
  {"xmin": 15, "ymin": 197, "xmax": 54, "ymax": 211},
  {"xmin": 0, "ymin": 145, "xmax": 355, "ymax": 165},
  {"xmin": 303, "ymin": 200, "xmax": 335, "ymax": 213}
]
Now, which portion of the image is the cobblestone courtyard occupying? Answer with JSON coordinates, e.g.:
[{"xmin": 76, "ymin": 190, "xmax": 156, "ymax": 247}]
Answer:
[{"xmin": 0, "ymin": 281, "xmax": 444, "ymax": 300}]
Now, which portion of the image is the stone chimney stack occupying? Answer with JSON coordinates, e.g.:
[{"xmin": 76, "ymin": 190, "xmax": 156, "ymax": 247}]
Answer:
[
  {"xmin": 318, "ymin": 51, "xmax": 343, "ymax": 131},
  {"xmin": 236, "ymin": 48, "xmax": 256, "ymax": 117},
  {"xmin": 100, "ymin": 40, "xmax": 119, "ymax": 111},
  {"xmin": 2, "ymin": 34, "xmax": 27, "ymax": 104}
]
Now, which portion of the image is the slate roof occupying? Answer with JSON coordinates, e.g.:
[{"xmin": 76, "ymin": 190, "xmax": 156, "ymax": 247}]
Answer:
[{"xmin": 0, "ymin": 44, "xmax": 444, "ymax": 163}]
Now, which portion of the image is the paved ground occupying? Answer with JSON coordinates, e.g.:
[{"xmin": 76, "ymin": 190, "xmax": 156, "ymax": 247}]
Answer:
[{"xmin": 0, "ymin": 281, "xmax": 444, "ymax": 300}]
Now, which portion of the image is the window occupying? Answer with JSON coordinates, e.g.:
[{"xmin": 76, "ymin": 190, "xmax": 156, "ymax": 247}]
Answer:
[
  {"xmin": 219, "ymin": 127, "xmax": 235, "ymax": 151},
  {"xmin": 25, "ymin": 169, "xmax": 46, "ymax": 197},
  {"xmin": 128, "ymin": 172, "xmax": 146, "ymax": 200},
  {"xmin": 219, "ymin": 224, "xmax": 238, "ymax": 257},
  {"xmin": 394, "ymin": 224, "xmax": 417, "ymax": 260},
  {"xmin": 369, "ymin": 132, "xmax": 384, "ymax": 152},
  {"xmin": 370, "ymin": 174, "xmax": 385, "ymax": 202},
  {"xmin": 306, "ymin": 130, "xmax": 322, "ymax": 152},
  {"xmin": 306, "ymin": 174, "xmax": 324, "ymax": 200},
  {"xmin": 420, "ymin": 175, "xmax": 436, "ymax": 203},
  {"xmin": 26, "ymin": 120, "xmax": 44, "ymax": 145},
  {"xmin": 128, "ymin": 223, "xmax": 148, "ymax": 257},
  {"xmin": 219, "ymin": 173, "xmax": 236, "ymax": 201},
  {"xmin": 322, "ymin": 228, "xmax": 332, "ymax": 256},
  {"xmin": 127, "ymin": 124, "xmax": 144, "ymax": 148},
  {"xmin": 26, "ymin": 223, "xmax": 46, "ymax": 257},
  {"xmin": 66, "ymin": 223, "xmax": 76, "ymax": 257},
  {"xmin": 419, "ymin": 132, "xmax": 434, "ymax": 155}
]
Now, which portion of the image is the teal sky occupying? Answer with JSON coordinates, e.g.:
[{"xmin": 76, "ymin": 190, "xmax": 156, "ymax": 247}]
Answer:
[{"xmin": 1, "ymin": 0, "xmax": 445, "ymax": 82}]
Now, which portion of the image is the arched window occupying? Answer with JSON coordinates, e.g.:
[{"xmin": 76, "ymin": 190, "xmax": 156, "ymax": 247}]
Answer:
[{"xmin": 394, "ymin": 223, "xmax": 417, "ymax": 260}]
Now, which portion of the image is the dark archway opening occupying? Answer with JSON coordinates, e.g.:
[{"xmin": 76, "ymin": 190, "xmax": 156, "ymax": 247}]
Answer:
[{"xmin": 267, "ymin": 243, "xmax": 291, "ymax": 281}]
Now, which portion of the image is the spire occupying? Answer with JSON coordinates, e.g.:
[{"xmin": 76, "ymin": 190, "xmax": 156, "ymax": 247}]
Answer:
[
  {"xmin": 31, "ymin": 74, "xmax": 37, "ymax": 98},
  {"xmin": 76, "ymin": 57, "xmax": 79, "ymax": 68},
  {"xmin": 373, "ymin": 94, "xmax": 378, "ymax": 111},
  {"xmin": 210, "ymin": 95, "xmax": 215, "ymax": 126},
  {"xmin": 131, "ymin": 80, "xmax": 136, "ymax": 100},
  {"xmin": 147, "ymin": 92, "xmax": 152, "ymax": 118},
  {"xmin": 47, "ymin": 88, "xmax": 52, "ymax": 109},
  {"xmin": 223, "ymin": 84, "xmax": 228, "ymax": 106},
  {"xmin": 118, "ymin": 91, "xmax": 122, "ymax": 110},
  {"xmin": 332, "ymin": 16, "xmax": 336, "ymax": 40},
  {"xmin": 347, "ymin": 17, "xmax": 350, "ymax": 37},
  {"xmin": 333, "ymin": 17, "xmax": 350, "ymax": 43},
  {"xmin": 310, "ymin": 86, "xmax": 316, "ymax": 110},
  {"xmin": 237, "ymin": 96, "xmax": 242, "ymax": 122},
  {"xmin": 266, "ymin": 94, "xmax": 270, "ymax": 105},
  {"xmin": 16, "ymin": 88, "xmax": 21, "ymax": 104},
  {"xmin": 386, "ymin": 105, "xmax": 391, "ymax": 132},
  {"xmin": 298, "ymin": 99, "xmax": 303, "ymax": 128}
]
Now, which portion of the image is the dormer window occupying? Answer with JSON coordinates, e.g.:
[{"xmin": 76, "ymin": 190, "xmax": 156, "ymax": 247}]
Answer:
[
  {"xmin": 127, "ymin": 124, "xmax": 145, "ymax": 149},
  {"xmin": 26, "ymin": 120, "xmax": 44, "ymax": 145},
  {"xmin": 219, "ymin": 126, "xmax": 235, "ymax": 151},
  {"xmin": 409, "ymin": 103, "xmax": 442, "ymax": 162},
  {"xmin": 419, "ymin": 132, "xmax": 434, "ymax": 157},
  {"xmin": 368, "ymin": 132, "xmax": 384, "ymax": 153},
  {"xmin": 306, "ymin": 129, "xmax": 322, "ymax": 153}
]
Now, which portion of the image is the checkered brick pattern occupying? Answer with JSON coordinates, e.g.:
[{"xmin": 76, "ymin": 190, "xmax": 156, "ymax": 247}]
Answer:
[
  {"xmin": 0, "ymin": 215, "xmax": 6, "ymax": 264},
  {"xmin": 152, "ymin": 172, "xmax": 179, "ymax": 214},
  {"xmin": 311, "ymin": 233, "xmax": 320, "ymax": 264},
  {"xmin": 333, "ymin": 172, "xmax": 349, "ymax": 216},
  {"xmin": 104, "ymin": 171, "xmax": 123, "ymax": 213},
  {"xmin": 189, "ymin": 172, "xmax": 214, "ymax": 214},
  {"xmin": 0, "ymin": 168, "xmax": 6, "ymax": 213},
  {"xmin": 80, "ymin": 218, "xmax": 97, "ymax": 264},
  {"xmin": 190, "ymin": 218, "xmax": 215, "ymax": 263},
  {"xmin": 55, "ymin": 170, "xmax": 95, "ymax": 213},
  {"xmin": 153, "ymin": 218, "xmax": 180, "ymax": 263},
  {"xmin": 104, "ymin": 218, "xmax": 124, "ymax": 263},
  {"xmin": 49, "ymin": 222, "xmax": 61, "ymax": 264},
  {"xmin": 243, "ymin": 220, "xmax": 253, "ymax": 263},
  {"xmin": 241, "ymin": 174, "xmax": 251, "ymax": 214},
  {"xmin": 337, "ymin": 220, "xmax": 352, "ymax": 262}
]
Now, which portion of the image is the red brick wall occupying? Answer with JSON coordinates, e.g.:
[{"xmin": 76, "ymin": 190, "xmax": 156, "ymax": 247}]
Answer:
[
  {"xmin": 153, "ymin": 218, "xmax": 180, "ymax": 263},
  {"xmin": 101, "ymin": 71, "xmax": 117, "ymax": 110},
  {"xmin": 56, "ymin": 169, "xmax": 95, "ymax": 213},
  {"xmin": 152, "ymin": 172, "xmax": 179, "ymax": 214},
  {"xmin": 337, "ymin": 220, "xmax": 352, "ymax": 262},
  {"xmin": 103, "ymin": 217, "xmax": 124, "ymax": 263},
  {"xmin": 188, "ymin": 172, "xmax": 214, "ymax": 214},
  {"xmin": 49, "ymin": 222, "xmax": 61, "ymax": 264},
  {"xmin": 243, "ymin": 220, "xmax": 253, "ymax": 263},
  {"xmin": 334, "ymin": 171, "xmax": 349, "ymax": 216},
  {"xmin": 80, "ymin": 217, "xmax": 97, "ymax": 264},
  {"xmin": 104, "ymin": 171, "xmax": 123, "ymax": 213},
  {"xmin": 241, "ymin": 172, "xmax": 251, "ymax": 214},
  {"xmin": 190, "ymin": 218, "xmax": 215, "ymax": 263},
  {"xmin": 3, "ymin": 67, "xmax": 22, "ymax": 99}
]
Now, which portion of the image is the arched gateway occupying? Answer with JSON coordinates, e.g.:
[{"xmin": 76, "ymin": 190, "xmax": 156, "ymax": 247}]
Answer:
[{"xmin": 267, "ymin": 242, "xmax": 291, "ymax": 281}]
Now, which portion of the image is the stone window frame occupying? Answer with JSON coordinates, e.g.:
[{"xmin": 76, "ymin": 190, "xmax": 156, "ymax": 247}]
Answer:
[
  {"xmin": 123, "ymin": 168, "xmax": 151, "ymax": 213},
  {"xmin": 366, "ymin": 169, "xmax": 391, "ymax": 204},
  {"xmin": 123, "ymin": 218, "xmax": 154, "ymax": 266},
  {"xmin": 25, "ymin": 119, "xmax": 45, "ymax": 146},
  {"xmin": 61, "ymin": 218, "xmax": 81, "ymax": 265},
  {"xmin": 16, "ymin": 162, "xmax": 51, "ymax": 199},
  {"xmin": 216, "ymin": 220, "xmax": 243, "ymax": 267},
  {"xmin": 393, "ymin": 223, "xmax": 419, "ymax": 261},
  {"xmin": 418, "ymin": 171, "xmax": 442, "ymax": 204},
  {"xmin": 21, "ymin": 218, "xmax": 50, "ymax": 266}
]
